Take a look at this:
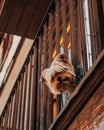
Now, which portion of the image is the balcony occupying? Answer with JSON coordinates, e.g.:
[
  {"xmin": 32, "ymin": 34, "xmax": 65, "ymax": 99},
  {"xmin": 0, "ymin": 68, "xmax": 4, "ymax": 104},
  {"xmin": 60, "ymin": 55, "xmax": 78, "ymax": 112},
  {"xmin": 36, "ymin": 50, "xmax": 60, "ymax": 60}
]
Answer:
[{"xmin": 0, "ymin": 0, "xmax": 104, "ymax": 130}]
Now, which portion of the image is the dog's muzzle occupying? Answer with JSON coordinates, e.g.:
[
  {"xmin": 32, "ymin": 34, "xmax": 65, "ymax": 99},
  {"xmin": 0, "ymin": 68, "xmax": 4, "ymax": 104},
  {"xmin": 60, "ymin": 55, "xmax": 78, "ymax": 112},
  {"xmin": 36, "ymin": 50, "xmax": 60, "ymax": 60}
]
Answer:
[{"xmin": 57, "ymin": 78, "xmax": 74, "ymax": 93}]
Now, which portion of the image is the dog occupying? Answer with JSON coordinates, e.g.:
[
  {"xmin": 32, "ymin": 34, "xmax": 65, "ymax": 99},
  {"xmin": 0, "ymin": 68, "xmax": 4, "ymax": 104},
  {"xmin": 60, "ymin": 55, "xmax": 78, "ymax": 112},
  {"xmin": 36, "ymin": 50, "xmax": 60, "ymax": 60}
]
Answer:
[{"xmin": 40, "ymin": 53, "xmax": 76, "ymax": 95}]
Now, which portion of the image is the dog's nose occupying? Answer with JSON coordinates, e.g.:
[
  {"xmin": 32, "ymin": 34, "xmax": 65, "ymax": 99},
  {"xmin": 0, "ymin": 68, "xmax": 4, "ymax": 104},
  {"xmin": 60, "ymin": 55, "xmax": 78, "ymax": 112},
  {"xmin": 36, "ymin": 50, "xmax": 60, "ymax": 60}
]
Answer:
[{"xmin": 57, "ymin": 77, "xmax": 63, "ymax": 83}]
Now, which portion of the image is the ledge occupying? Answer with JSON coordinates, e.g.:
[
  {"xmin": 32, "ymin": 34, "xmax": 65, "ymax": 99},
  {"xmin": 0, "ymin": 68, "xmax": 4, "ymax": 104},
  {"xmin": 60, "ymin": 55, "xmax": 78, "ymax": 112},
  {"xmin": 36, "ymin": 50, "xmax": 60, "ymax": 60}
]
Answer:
[
  {"xmin": 0, "ymin": 0, "xmax": 51, "ymax": 39},
  {"xmin": 49, "ymin": 49, "xmax": 104, "ymax": 130}
]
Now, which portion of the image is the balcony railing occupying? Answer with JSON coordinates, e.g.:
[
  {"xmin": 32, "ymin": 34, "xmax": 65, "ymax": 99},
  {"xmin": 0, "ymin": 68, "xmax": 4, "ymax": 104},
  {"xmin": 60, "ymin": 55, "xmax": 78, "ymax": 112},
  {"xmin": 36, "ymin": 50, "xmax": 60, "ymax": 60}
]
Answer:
[{"xmin": 0, "ymin": 0, "xmax": 104, "ymax": 130}]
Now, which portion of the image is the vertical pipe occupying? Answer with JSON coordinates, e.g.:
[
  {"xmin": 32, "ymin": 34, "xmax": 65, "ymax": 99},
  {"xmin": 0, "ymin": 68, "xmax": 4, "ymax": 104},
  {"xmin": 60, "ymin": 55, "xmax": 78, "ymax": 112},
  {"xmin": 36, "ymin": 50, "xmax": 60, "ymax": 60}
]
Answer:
[
  {"xmin": 12, "ymin": 84, "xmax": 19, "ymax": 130},
  {"xmin": 16, "ymin": 81, "xmax": 21, "ymax": 130},
  {"xmin": 47, "ymin": 13, "xmax": 53, "ymax": 128},
  {"xmin": 4, "ymin": 106, "xmax": 9, "ymax": 129},
  {"xmin": 25, "ymin": 55, "xmax": 32, "ymax": 130},
  {"xmin": 61, "ymin": 0, "xmax": 68, "ymax": 55},
  {"xmin": 80, "ymin": 0, "xmax": 88, "ymax": 73},
  {"xmin": 40, "ymin": 24, "xmax": 48, "ymax": 130},
  {"xmin": 78, "ymin": 0, "xmax": 88, "ymax": 73},
  {"xmin": 30, "ymin": 46, "xmax": 37, "ymax": 130},
  {"xmin": 55, "ymin": 0, "xmax": 60, "ymax": 53},
  {"xmin": 8, "ymin": 98, "xmax": 12, "ymax": 129},
  {"xmin": 55, "ymin": 0, "xmax": 62, "ymax": 114},
  {"xmin": 36, "ymin": 37, "xmax": 42, "ymax": 130},
  {"xmin": 69, "ymin": 0, "xmax": 78, "ymax": 68},
  {"xmin": 97, "ymin": 0, "xmax": 104, "ymax": 50},
  {"xmin": 10, "ymin": 94, "xmax": 15, "ymax": 129},
  {"xmin": 88, "ymin": 0, "xmax": 101, "ymax": 62},
  {"xmin": 17, "ymin": 74, "xmax": 24, "ymax": 130},
  {"xmin": 20, "ymin": 65, "xmax": 28, "ymax": 130},
  {"xmin": 88, "ymin": 0, "xmax": 98, "ymax": 62},
  {"xmin": 24, "ymin": 59, "xmax": 31, "ymax": 130}
]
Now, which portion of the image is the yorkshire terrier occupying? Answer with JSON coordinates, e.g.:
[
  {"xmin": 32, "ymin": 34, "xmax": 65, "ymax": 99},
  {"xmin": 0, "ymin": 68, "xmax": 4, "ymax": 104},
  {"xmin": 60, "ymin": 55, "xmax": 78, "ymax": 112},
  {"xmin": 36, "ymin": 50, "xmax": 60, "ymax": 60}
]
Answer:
[{"xmin": 40, "ymin": 53, "xmax": 76, "ymax": 95}]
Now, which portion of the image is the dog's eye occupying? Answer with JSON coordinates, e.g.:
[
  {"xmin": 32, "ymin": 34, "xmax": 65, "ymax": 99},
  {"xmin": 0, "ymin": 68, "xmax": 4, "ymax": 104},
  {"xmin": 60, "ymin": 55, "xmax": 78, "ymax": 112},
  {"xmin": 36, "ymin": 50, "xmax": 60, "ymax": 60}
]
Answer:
[
  {"xmin": 51, "ymin": 76, "xmax": 55, "ymax": 81},
  {"xmin": 57, "ymin": 77, "xmax": 62, "ymax": 82}
]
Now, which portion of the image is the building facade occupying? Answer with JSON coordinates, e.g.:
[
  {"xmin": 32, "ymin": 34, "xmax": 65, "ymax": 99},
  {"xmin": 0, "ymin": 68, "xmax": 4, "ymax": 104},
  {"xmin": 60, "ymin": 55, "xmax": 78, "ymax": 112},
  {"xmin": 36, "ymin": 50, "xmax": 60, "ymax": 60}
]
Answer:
[{"xmin": 0, "ymin": 0, "xmax": 104, "ymax": 130}]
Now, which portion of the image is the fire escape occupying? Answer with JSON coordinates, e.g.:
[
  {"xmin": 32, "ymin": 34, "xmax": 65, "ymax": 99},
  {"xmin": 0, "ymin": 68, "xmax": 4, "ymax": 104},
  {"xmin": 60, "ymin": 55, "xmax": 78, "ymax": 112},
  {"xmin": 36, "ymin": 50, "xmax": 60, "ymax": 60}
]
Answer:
[{"xmin": 0, "ymin": 0, "xmax": 104, "ymax": 130}]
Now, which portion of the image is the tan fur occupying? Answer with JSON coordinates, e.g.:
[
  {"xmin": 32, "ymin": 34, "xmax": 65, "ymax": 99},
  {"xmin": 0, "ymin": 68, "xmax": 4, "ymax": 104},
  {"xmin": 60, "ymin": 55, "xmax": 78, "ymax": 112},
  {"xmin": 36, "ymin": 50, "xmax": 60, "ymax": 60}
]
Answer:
[{"xmin": 40, "ymin": 53, "xmax": 76, "ymax": 95}]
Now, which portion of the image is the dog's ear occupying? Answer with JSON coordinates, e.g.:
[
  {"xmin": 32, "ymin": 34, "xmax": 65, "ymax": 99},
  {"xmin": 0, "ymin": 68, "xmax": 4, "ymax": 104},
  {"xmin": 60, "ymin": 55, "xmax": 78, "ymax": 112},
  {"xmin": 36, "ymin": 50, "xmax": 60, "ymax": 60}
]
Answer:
[
  {"xmin": 58, "ymin": 53, "xmax": 68, "ymax": 60},
  {"xmin": 39, "ymin": 72, "xmax": 45, "ymax": 83},
  {"xmin": 58, "ymin": 53, "xmax": 71, "ymax": 65}
]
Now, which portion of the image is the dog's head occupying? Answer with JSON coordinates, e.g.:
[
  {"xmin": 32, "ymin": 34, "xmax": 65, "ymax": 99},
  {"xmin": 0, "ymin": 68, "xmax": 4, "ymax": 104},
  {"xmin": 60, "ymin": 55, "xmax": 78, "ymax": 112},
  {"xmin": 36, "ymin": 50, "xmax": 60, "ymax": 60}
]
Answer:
[{"xmin": 40, "ymin": 53, "xmax": 76, "ymax": 94}]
